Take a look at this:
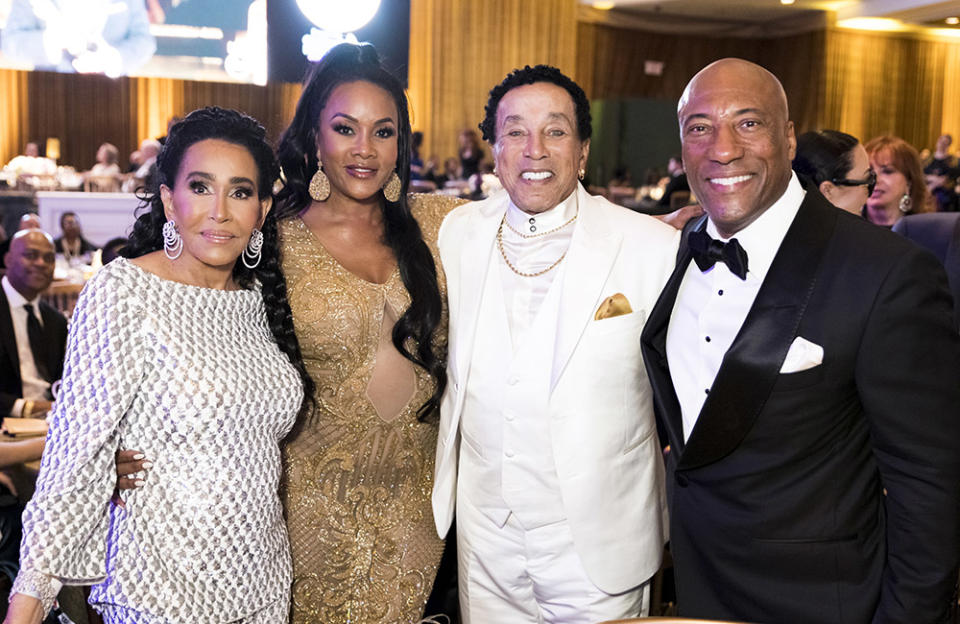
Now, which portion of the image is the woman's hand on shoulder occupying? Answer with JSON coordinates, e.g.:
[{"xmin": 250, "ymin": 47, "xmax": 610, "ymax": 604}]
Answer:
[{"xmin": 113, "ymin": 449, "xmax": 150, "ymax": 507}]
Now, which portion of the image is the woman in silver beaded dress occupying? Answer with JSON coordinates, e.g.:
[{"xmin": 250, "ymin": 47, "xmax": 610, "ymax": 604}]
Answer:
[{"xmin": 5, "ymin": 107, "xmax": 311, "ymax": 624}]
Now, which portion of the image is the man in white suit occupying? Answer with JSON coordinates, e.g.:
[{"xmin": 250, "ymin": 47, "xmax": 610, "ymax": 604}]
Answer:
[{"xmin": 432, "ymin": 65, "xmax": 679, "ymax": 623}]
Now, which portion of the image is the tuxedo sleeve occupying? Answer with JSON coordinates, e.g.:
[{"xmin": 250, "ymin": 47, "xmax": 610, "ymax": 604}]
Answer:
[{"xmin": 855, "ymin": 246, "xmax": 960, "ymax": 623}]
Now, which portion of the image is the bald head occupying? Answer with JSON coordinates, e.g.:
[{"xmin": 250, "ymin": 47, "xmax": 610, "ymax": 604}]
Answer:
[
  {"xmin": 18, "ymin": 213, "xmax": 41, "ymax": 231},
  {"xmin": 5, "ymin": 229, "xmax": 56, "ymax": 300},
  {"xmin": 679, "ymin": 58, "xmax": 788, "ymax": 120},
  {"xmin": 677, "ymin": 58, "xmax": 796, "ymax": 238}
]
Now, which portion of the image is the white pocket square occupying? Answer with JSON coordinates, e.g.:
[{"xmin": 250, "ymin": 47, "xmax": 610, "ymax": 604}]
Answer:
[{"xmin": 780, "ymin": 336, "xmax": 823, "ymax": 373}]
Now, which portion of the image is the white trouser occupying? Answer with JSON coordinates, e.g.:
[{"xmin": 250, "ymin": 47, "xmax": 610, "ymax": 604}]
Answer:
[{"xmin": 456, "ymin": 493, "xmax": 648, "ymax": 624}]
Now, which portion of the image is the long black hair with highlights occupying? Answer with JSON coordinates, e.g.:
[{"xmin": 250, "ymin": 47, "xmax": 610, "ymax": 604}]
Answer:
[{"xmin": 275, "ymin": 43, "xmax": 446, "ymax": 420}]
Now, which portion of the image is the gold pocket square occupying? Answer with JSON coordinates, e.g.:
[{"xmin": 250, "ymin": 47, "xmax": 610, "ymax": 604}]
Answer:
[{"xmin": 594, "ymin": 293, "xmax": 633, "ymax": 320}]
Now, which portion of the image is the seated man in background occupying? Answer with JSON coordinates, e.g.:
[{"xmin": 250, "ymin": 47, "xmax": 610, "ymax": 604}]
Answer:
[
  {"xmin": 52, "ymin": 212, "xmax": 96, "ymax": 263},
  {"xmin": 1, "ymin": 230, "xmax": 67, "ymax": 420}
]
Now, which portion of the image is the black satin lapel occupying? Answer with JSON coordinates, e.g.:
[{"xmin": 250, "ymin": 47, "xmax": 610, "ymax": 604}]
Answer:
[
  {"xmin": 0, "ymin": 290, "xmax": 20, "ymax": 379},
  {"xmin": 641, "ymin": 221, "xmax": 705, "ymax": 453},
  {"xmin": 678, "ymin": 193, "xmax": 837, "ymax": 470}
]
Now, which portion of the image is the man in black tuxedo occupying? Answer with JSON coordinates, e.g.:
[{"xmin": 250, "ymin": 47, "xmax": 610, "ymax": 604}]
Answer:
[
  {"xmin": 640, "ymin": 58, "xmax": 960, "ymax": 623},
  {"xmin": 893, "ymin": 212, "xmax": 960, "ymax": 329},
  {"xmin": 1, "ymin": 229, "xmax": 67, "ymax": 418},
  {"xmin": 52, "ymin": 212, "xmax": 97, "ymax": 262}
]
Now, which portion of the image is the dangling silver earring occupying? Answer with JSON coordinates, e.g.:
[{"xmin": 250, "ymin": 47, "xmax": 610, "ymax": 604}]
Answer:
[
  {"xmin": 242, "ymin": 228, "xmax": 263, "ymax": 269},
  {"xmin": 383, "ymin": 171, "xmax": 402, "ymax": 202},
  {"xmin": 162, "ymin": 220, "xmax": 182, "ymax": 260},
  {"xmin": 309, "ymin": 158, "xmax": 330, "ymax": 201},
  {"xmin": 898, "ymin": 191, "xmax": 912, "ymax": 213}
]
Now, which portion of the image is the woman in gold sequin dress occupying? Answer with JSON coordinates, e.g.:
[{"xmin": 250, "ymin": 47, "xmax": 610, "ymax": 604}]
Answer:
[{"xmin": 273, "ymin": 43, "xmax": 460, "ymax": 623}]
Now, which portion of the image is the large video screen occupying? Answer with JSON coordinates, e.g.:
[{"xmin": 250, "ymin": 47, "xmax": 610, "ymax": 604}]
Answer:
[{"xmin": 0, "ymin": 0, "xmax": 267, "ymax": 84}]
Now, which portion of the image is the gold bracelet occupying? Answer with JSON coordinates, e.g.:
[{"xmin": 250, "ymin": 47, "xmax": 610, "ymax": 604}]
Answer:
[{"xmin": 23, "ymin": 400, "xmax": 34, "ymax": 418}]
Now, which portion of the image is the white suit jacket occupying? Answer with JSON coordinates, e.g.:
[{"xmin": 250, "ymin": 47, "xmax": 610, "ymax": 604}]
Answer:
[{"xmin": 432, "ymin": 184, "xmax": 679, "ymax": 593}]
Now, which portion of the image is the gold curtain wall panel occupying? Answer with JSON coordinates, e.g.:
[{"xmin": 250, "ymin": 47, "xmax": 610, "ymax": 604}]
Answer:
[
  {"xmin": 409, "ymin": 0, "xmax": 578, "ymax": 166},
  {"xmin": 0, "ymin": 69, "xmax": 28, "ymax": 167}
]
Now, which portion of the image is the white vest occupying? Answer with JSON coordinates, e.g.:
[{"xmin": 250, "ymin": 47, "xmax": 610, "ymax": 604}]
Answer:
[{"xmin": 458, "ymin": 248, "xmax": 567, "ymax": 530}]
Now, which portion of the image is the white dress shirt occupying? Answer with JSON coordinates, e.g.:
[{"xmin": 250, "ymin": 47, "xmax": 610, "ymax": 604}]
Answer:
[
  {"xmin": 2, "ymin": 276, "xmax": 51, "ymax": 416},
  {"xmin": 666, "ymin": 173, "xmax": 805, "ymax": 441},
  {"xmin": 498, "ymin": 190, "xmax": 578, "ymax": 341}
]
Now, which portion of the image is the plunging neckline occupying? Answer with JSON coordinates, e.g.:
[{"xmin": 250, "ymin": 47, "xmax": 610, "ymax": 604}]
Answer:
[{"xmin": 295, "ymin": 216, "xmax": 400, "ymax": 287}]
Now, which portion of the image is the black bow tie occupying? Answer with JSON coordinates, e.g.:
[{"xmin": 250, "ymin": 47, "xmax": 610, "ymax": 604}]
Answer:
[{"xmin": 687, "ymin": 229, "xmax": 749, "ymax": 280}]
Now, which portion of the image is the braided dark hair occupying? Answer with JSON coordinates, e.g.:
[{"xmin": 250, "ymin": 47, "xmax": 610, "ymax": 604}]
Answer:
[
  {"xmin": 275, "ymin": 42, "xmax": 446, "ymax": 420},
  {"xmin": 123, "ymin": 106, "xmax": 315, "ymax": 412}
]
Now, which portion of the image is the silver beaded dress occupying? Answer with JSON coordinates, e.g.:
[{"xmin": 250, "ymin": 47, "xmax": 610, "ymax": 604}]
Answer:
[{"xmin": 12, "ymin": 257, "xmax": 303, "ymax": 623}]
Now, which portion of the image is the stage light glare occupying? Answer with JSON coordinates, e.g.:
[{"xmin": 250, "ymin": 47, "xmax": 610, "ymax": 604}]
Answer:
[
  {"xmin": 836, "ymin": 17, "xmax": 907, "ymax": 32},
  {"xmin": 296, "ymin": 0, "xmax": 382, "ymax": 34},
  {"xmin": 780, "ymin": 0, "xmax": 795, "ymax": 5},
  {"xmin": 592, "ymin": 1, "xmax": 616, "ymax": 9}
]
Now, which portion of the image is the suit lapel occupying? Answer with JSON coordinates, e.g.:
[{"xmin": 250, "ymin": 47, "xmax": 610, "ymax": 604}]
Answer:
[
  {"xmin": 678, "ymin": 190, "xmax": 837, "ymax": 470},
  {"xmin": 452, "ymin": 194, "xmax": 505, "ymax": 392},
  {"xmin": 641, "ymin": 215, "xmax": 706, "ymax": 454},
  {"xmin": 552, "ymin": 187, "xmax": 620, "ymax": 389},
  {"xmin": 0, "ymin": 289, "xmax": 21, "ymax": 384}
]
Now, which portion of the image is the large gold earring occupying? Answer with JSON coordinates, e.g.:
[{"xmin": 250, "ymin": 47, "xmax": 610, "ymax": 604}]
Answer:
[
  {"xmin": 383, "ymin": 171, "xmax": 402, "ymax": 202},
  {"xmin": 309, "ymin": 159, "xmax": 330, "ymax": 201}
]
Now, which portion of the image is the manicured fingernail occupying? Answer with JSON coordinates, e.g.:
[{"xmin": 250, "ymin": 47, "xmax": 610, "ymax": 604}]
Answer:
[
  {"xmin": 141, "ymin": 461, "xmax": 153, "ymax": 469},
  {"xmin": 134, "ymin": 480, "xmax": 145, "ymax": 487},
  {"xmin": 132, "ymin": 453, "xmax": 145, "ymax": 460}
]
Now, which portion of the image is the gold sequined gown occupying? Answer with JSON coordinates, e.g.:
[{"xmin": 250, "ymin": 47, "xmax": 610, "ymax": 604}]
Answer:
[{"xmin": 280, "ymin": 194, "xmax": 459, "ymax": 624}]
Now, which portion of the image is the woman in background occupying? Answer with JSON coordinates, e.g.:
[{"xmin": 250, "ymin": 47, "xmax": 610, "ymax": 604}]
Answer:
[
  {"xmin": 274, "ymin": 42, "xmax": 459, "ymax": 623},
  {"xmin": 6, "ymin": 107, "xmax": 308, "ymax": 624},
  {"xmin": 864, "ymin": 135, "xmax": 930, "ymax": 227},
  {"xmin": 792, "ymin": 129, "xmax": 873, "ymax": 215}
]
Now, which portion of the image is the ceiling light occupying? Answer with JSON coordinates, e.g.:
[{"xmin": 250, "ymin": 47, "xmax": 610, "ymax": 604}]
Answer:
[
  {"xmin": 780, "ymin": 0, "xmax": 795, "ymax": 5},
  {"xmin": 947, "ymin": 17, "xmax": 960, "ymax": 25},
  {"xmin": 592, "ymin": 1, "xmax": 616, "ymax": 9},
  {"xmin": 836, "ymin": 17, "xmax": 908, "ymax": 32}
]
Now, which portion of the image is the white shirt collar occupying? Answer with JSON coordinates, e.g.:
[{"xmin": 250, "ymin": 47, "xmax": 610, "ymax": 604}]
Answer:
[
  {"xmin": 705, "ymin": 172, "xmax": 805, "ymax": 281},
  {"xmin": 2, "ymin": 275, "xmax": 38, "ymax": 308},
  {"xmin": 504, "ymin": 187, "xmax": 578, "ymax": 237}
]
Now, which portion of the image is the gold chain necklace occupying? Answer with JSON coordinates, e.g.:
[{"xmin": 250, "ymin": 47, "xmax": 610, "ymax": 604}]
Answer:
[
  {"xmin": 504, "ymin": 212, "xmax": 578, "ymax": 239},
  {"xmin": 497, "ymin": 219, "xmax": 567, "ymax": 277}
]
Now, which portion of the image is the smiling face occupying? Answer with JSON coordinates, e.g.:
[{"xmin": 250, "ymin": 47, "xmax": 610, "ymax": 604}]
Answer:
[
  {"xmin": 315, "ymin": 80, "xmax": 399, "ymax": 205},
  {"xmin": 4, "ymin": 230, "xmax": 55, "ymax": 300},
  {"xmin": 678, "ymin": 59, "xmax": 796, "ymax": 238},
  {"xmin": 161, "ymin": 138, "xmax": 270, "ymax": 278},
  {"xmin": 492, "ymin": 82, "xmax": 589, "ymax": 214}
]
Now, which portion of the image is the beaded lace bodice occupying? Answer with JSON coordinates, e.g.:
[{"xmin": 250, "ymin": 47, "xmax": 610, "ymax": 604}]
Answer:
[
  {"xmin": 280, "ymin": 194, "xmax": 459, "ymax": 623},
  {"xmin": 13, "ymin": 257, "xmax": 303, "ymax": 622}
]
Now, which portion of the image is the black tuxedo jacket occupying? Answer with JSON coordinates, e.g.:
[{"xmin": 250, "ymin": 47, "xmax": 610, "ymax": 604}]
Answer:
[
  {"xmin": 892, "ymin": 212, "xmax": 960, "ymax": 330},
  {"xmin": 641, "ymin": 188, "xmax": 960, "ymax": 623},
  {"xmin": 0, "ymin": 287, "xmax": 68, "ymax": 415}
]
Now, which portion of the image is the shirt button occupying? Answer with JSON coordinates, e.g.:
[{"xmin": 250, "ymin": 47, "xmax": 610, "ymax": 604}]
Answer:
[
  {"xmin": 718, "ymin": 289, "xmax": 724, "ymax": 296},
  {"xmin": 704, "ymin": 388, "xmax": 710, "ymax": 395},
  {"xmin": 705, "ymin": 336, "xmax": 711, "ymax": 342},
  {"xmin": 505, "ymin": 413, "xmax": 515, "ymax": 422},
  {"xmin": 505, "ymin": 450, "xmax": 515, "ymax": 458},
  {"xmin": 507, "ymin": 376, "xmax": 519, "ymax": 386}
]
